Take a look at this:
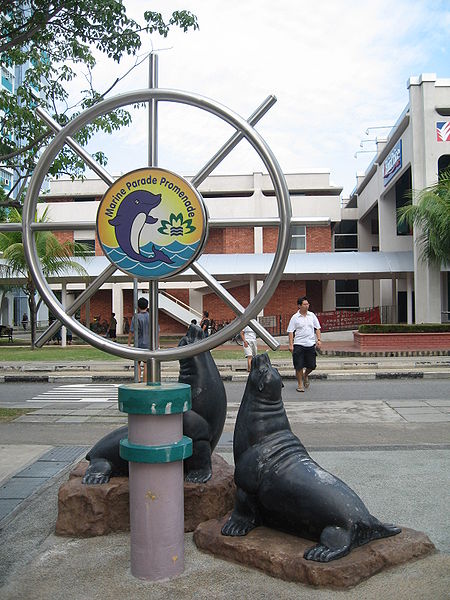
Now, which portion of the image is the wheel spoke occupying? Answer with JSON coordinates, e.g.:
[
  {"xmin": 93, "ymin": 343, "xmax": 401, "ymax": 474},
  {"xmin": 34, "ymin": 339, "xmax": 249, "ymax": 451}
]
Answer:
[
  {"xmin": 36, "ymin": 107, "xmax": 115, "ymax": 186},
  {"xmin": 191, "ymin": 96, "xmax": 276, "ymax": 188},
  {"xmin": 35, "ymin": 263, "xmax": 117, "ymax": 347},
  {"xmin": 191, "ymin": 260, "xmax": 279, "ymax": 350}
]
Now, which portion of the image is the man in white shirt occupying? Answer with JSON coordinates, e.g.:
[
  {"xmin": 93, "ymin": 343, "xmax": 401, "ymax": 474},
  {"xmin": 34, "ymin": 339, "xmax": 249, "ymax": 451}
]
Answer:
[
  {"xmin": 287, "ymin": 296, "xmax": 322, "ymax": 392},
  {"xmin": 240, "ymin": 325, "xmax": 257, "ymax": 371}
]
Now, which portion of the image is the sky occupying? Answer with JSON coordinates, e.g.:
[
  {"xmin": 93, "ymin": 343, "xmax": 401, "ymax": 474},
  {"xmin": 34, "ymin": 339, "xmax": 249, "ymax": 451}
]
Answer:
[{"xmin": 74, "ymin": 0, "xmax": 450, "ymax": 197}]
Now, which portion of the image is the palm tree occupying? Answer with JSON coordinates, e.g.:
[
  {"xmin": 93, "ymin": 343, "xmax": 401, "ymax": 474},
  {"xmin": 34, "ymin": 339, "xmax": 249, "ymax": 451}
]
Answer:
[
  {"xmin": 397, "ymin": 169, "xmax": 450, "ymax": 266},
  {"xmin": 0, "ymin": 207, "xmax": 89, "ymax": 347}
]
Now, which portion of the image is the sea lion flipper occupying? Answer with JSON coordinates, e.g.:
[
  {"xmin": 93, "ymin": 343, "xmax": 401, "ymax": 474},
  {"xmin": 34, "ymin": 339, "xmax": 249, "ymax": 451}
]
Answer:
[
  {"xmin": 304, "ymin": 543, "xmax": 350, "ymax": 563},
  {"xmin": 304, "ymin": 525, "xmax": 353, "ymax": 562},
  {"xmin": 184, "ymin": 438, "xmax": 212, "ymax": 483},
  {"xmin": 183, "ymin": 410, "xmax": 213, "ymax": 483},
  {"xmin": 221, "ymin": 488, "xmax": 260, "ymax": 536},
  {"xmin": 82, "ymin": 458, "xmax": 113, "ymax": 485}
]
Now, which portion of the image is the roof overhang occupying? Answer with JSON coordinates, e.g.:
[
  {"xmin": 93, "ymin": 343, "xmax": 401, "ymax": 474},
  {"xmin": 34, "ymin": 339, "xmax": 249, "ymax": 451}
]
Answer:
[{"xmin": 1, "ymin": 251, "xmax": 441, "ymax": 286}]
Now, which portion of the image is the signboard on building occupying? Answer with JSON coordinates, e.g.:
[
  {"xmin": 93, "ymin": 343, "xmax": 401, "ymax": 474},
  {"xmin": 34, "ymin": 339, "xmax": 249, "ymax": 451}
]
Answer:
[
  {"xmin": 383, "ymin": 139, "xmax": 402, "ymax": 186},
  {"xmin": 96, "ymin": 167, "xmax": 207, "ymax": 280},
  {"xmin": 436, "ymin": 121, "xmax": 450, "ymax": 142}
]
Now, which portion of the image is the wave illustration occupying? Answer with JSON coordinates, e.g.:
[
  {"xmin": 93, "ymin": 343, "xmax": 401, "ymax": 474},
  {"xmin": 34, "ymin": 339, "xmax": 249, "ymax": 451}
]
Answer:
[{"xmin": 104, "ymin": 240, "xmax": 200, "ymax": 278}]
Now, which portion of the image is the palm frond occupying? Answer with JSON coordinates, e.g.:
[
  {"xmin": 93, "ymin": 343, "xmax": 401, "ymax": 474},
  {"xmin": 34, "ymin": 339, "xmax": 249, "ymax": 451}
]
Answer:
[{"xmin": 397, "ymin": 169, "xmax": 450, "ymax": 265}]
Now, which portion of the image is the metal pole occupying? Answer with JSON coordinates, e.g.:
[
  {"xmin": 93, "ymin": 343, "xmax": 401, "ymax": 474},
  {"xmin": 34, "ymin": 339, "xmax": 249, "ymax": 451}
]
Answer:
[
  {"xmin": 148, "ymin": 53, "xmax": 160, "ymax": 384},
  {"xmin": 133, "ymin": 278, "xmax": 139, "ymax": 383}
]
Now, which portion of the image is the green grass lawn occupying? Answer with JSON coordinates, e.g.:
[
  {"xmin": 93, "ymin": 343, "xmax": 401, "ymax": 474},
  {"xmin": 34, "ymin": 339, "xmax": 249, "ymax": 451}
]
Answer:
[
  {"xmin": 0, "ymin": 408, "xmax": 35, "ymax": 422},
  {"xmin": 0, "ymin": 345, "xmax": 123, "ymax": 362},
  {"xmin": 0, "ymin": 344, "xmax": 292, "ymax": 362}
]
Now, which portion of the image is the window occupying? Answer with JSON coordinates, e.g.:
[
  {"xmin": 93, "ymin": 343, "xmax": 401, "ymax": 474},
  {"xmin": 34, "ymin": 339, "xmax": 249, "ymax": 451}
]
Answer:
[
  {"xmin": 395, "ymin": 168, "xmax": 412, "ymax": 236},
  {"xmin": 75, "ymin": 239, "xmax": 95, "ymax": 256},
  {"xmin": 74, "ymin": 196, "xmax": 98, "ymax": 202},
  {"xmin": 335, "ymin": 280, "xmax": 359, "ymax": 309},
  {"xmin": 438, "ymin": 155, "xmax": 450, "ymax": 177},
  {"xmin": 290, "ymin": 225, "xmax": 306, "ymax": 251},
  {"xmin": 334, "ymin": 220, "xmax": 358, "ymax": 251},
  {"xmin": 0, "ymin": 168, "xmax": 11, "ymax": 188}
]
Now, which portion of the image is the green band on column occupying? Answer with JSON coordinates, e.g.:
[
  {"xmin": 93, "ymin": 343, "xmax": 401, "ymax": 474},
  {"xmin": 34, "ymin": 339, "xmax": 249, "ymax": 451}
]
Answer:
[
  {"xmin": 119, "ymin": 436, "xmax": 193, "ymax": 464},
  {"xmin": 118, "ymin": 382, "xmax": 191, "ymax": 415}
]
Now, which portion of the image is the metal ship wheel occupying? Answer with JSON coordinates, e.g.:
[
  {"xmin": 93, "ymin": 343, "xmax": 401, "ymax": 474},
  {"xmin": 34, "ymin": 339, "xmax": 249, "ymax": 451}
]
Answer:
[{"xmin": 23, "ymin": 88, "xmax": 292, "ymax": 362}]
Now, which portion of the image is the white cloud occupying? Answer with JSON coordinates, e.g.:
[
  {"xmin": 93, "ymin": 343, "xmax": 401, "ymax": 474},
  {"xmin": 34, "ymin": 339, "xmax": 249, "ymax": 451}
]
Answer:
[{"xmin": 59, "ymin": 0, "xmax": 450, "ymax": 195}]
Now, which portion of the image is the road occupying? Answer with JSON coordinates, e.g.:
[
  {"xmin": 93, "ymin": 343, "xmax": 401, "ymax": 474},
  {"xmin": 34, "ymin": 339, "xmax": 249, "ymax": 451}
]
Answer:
[
  {"xmin": 0, "ymin": 379, "xmax": 449, "ymax": 449},
  {"xmin": 1, "ymin": 378, "xmax": 450, "ymax": 405}
]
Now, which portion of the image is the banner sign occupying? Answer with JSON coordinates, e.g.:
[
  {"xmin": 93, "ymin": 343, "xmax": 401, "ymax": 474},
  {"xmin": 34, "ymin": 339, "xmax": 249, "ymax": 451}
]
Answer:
[
  {"xmin": 97, "ymin": 167, "xmax": 207, "ymax": 280},
  {"xmin": 383, "ymin": 139, "xmax": 402, "ymax": 186},
  {"xmin": 436, "ymin": 121, "xmax": 450, "ymax": 142}
]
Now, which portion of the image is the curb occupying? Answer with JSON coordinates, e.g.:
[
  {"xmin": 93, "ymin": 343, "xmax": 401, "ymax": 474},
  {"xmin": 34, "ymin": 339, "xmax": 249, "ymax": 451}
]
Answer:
[{"xmin": 2, "ymin": 370, "xmax": 450, "ymax": 383}]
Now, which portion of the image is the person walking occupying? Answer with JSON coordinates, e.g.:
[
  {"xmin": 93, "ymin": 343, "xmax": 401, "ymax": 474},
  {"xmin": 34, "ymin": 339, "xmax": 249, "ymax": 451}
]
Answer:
[
  {"xmin": 128, "ymin": 297, "xmax": 150, "ymax": 382},
  {"xmin": 240, "ymin": 325, "xmax": 257, "ymax": 372},
  {"xmin": 287, "ymin": 296, "xmax": 322, "ymax": 392}
]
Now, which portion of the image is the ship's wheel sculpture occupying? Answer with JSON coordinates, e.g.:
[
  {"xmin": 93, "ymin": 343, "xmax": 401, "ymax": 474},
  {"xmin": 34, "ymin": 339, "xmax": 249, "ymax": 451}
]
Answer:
[
  {"xmin": 23, "ymin": 84, "xmax": 291, "ymax": 367},
  {"xmin": 21, "ymin": 58, "xmax": 292, "ymax": 581}
]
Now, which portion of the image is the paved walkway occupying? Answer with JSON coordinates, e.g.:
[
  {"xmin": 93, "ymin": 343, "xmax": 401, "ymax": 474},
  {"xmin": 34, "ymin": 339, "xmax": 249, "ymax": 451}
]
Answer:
[
  {"xmin": 1, "ymin": 332, "xmax": 449, "ymax": 597},
  {"xmin": 1, "ymin": 354, "xmax": 450, "ymax": 383},
  {"xmin": 0, "ymin": 443, "xmax": 449, "ymax": 599}
]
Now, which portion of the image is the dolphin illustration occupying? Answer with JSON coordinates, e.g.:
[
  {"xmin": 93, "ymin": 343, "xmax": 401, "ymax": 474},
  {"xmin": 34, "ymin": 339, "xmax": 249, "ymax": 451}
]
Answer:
[{"xmin": 108, "ymin": 190, "xmax": 173, "ymax": 264}]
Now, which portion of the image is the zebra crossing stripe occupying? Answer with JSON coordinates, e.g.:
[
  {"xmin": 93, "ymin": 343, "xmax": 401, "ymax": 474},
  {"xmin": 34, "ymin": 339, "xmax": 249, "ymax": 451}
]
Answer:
[{"xmin": 30, "ymin": 383, "xmax": 120, "ymax": 403}]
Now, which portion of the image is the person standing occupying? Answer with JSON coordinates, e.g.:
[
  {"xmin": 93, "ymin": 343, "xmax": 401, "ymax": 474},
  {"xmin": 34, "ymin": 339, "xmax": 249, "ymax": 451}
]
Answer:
[
  {"xmin": 240, "ymin": 325, "xmax": 257, "ymax": 371},
  {"xmin": 200, "ymin": 310, "xmax": 210, "ymax": 337},
  {"xmin": 21, "ymin": 313, "xmax": 28, "ymax": 330},
  {"xmin": 107, "ymin": 312, "xmax": 117, "ymax": 341},
  {"xmin": 128, "ymin": 297, "xmax": 150, "ymax": 382},
  {"xmin": 287, "ymin": 296, "xmax": 322, "ymax": 392}
]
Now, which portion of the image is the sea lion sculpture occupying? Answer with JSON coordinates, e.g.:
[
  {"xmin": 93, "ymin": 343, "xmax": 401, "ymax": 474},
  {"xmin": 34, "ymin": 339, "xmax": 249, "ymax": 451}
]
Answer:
[
  {"xmin": 82, "ymin": 324, "xmax": 226, "ymax": 485},
  {"xmin": 221, "ymin": 353, "xmax": 401, "ymax": 562},
  {"xmin": 178, "ymin": 323, "xmax": 227, "ymax": 483}
]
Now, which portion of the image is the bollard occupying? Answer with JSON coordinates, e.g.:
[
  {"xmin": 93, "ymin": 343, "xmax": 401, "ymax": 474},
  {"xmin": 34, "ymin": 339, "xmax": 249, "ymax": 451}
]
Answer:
[{"xmin": 118, "ymin": 382, "xmax": 192, "ymax": 580}]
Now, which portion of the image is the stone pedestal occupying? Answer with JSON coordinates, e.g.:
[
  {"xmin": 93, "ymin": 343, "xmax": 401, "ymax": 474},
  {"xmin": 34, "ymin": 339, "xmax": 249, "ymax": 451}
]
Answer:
[
  {"xmin": 194, "ymin": 516, "xmax": 436, "ymax": 589},
  {"xmin": 55, "ymin": 454, "xmax": 235, "ymax": 537}
]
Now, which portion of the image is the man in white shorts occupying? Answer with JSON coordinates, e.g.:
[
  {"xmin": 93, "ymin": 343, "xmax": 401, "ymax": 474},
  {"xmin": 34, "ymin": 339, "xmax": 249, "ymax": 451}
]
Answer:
[
  {"xmin": 240, "ymin": 325, "xmax": 257, "ymax": 371},
  {"xmin": 287, "ymin": 296, "xmax": 322, "ymax": 392}
]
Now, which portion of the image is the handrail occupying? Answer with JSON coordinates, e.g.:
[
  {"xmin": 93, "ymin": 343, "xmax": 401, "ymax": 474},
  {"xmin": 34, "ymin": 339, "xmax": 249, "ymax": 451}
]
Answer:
[{"xmin": 159, "ymin": 290, "xmax": 202, "ymax": 318}]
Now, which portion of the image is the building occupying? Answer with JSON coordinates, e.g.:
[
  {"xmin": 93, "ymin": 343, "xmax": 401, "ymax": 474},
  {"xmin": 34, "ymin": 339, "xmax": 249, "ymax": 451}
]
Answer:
[
  {"xmin": 1, "ymin": 73, "xmax": 449, "ymax": 335},
  {"xmin": 346, "ymin": 73, "xmax": 450, "ymax": 324},
  {"xmin": 37, "ymin": 170, "xmax": 343, "ymax": 335}
]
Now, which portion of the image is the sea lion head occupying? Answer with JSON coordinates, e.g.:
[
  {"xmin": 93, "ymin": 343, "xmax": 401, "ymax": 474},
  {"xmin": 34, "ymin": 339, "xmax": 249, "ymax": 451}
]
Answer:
[
  {"xmin": 178, "ymin": 323, "xmax": 205, "ymax": 347},
  {"xmin": 248, "ymin": 353, "xmax": 283, "ymax": 399}
]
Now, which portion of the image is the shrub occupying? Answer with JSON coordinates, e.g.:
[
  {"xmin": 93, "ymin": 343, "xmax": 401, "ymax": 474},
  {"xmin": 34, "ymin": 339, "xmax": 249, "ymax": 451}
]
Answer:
[{"xmin": 358, "ymin": 324, "xmax": 450, "ymax": 334}]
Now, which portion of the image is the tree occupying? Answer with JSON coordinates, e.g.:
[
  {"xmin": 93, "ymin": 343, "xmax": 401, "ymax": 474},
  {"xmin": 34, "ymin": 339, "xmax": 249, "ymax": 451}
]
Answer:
[
  {"xmin": 397, "ymin": 169, "xmax": 450, "ymax": 266},
  {"xmin": 0, "ymin": 207, "xmax": 90, "ymax": 347},
  {"xmin": 0, "ymin": 1, "xmax": 198, "ymax": 203}
]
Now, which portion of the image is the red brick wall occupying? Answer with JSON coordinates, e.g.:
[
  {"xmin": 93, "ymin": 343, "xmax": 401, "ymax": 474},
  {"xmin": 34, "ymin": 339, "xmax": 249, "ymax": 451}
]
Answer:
[
  {"xmin": 204, "ymin": 229, "xmax": 225, "ymax": 253},
  {"xmin": 263, "ymin": 226, "xmax": 332, "ymax": 253},
  {"xmin": 79, "ymin": 289, "xmax": 111, "ymax": 326},
  {"xmin": 53, "ymin": 231, "xmax": 74, "ymax": 245},
  {"xmin": 307, "ymin": 226, "xmax": 332, "ymax": 252},
  {"xmin": 354, "ymin": 332, "xmax": 450, "ymax": 350},
  {"xmin": 204, "ymin": 228, "xmax": 254, "ymax": 254},
  {"xmin": 263, "ymin": 227, "xmax": 278, "ymax": 252},
  {"xmin": 264, "ymin": 281, "xmax": 306, "ymax": 320},
  {"xmin": 203, "ymin": 285, "xmax": 250, "ymax": 322}
]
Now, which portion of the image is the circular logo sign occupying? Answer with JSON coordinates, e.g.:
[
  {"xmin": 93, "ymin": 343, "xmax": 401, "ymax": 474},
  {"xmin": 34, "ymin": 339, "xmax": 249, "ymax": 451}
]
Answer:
[{"xmin": 96, "ymin": 167, "xmax": 208, "ymax": 279}]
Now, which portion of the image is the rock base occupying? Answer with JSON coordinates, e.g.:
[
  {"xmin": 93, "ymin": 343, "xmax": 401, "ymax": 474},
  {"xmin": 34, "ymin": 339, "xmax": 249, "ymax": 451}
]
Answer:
[
  {"xmin": 55, "ymin": 454, "xmax": 235, "ymax": 537},
  {"xmin": 194, "ymin": 516, "xmax": 436, "ymax": 589}
]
